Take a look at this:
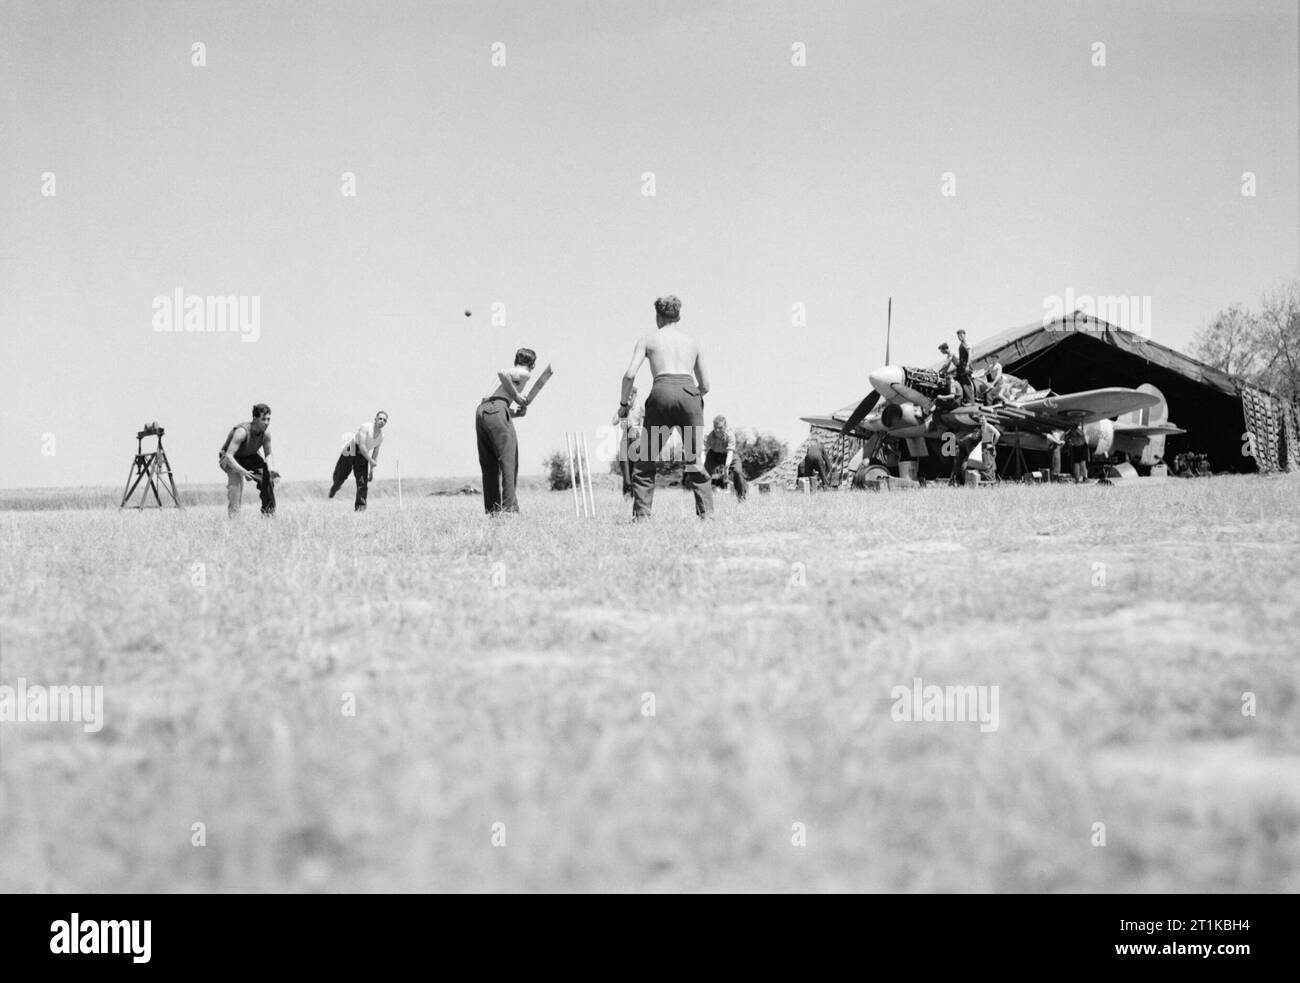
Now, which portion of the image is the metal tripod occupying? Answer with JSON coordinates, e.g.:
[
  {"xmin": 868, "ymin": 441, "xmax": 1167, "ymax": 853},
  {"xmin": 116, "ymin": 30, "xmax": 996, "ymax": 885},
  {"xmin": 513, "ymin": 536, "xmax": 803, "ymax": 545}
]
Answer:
[{"xmin": 120, "ymin": 427, "xmax": 182, "ymax": 509}]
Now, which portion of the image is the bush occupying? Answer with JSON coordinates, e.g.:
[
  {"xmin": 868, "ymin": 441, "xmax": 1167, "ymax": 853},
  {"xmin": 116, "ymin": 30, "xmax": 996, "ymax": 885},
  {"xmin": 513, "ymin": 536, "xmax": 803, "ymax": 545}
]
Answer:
[
  {"xmin": 735, "ymin": 429, "xmax": 787, "ymax": 480},
  {"xmin": 545, "ymin": 449, "xmax": 582, "ymax": 491}
]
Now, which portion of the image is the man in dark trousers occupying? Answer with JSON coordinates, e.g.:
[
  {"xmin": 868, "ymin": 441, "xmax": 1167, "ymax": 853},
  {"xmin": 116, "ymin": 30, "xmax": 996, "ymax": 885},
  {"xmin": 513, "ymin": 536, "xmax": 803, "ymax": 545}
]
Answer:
[
  {"xmin": 704, "ymin": 414, "xmax": 747, "ymax": 500},
  {"xmin": 611, "ymin": 385, "xmax": 642, "ymax": 498},
  {"xmin": 476, "ymin": 348, "xmax": 536, "ymax": 514},
  {"xmin": 329, "ymin": 410, "xmax": 387, "ymax": 511},
  {"xmin": 618, "ymin": 295, "xmax": 714, "ymax": 518},
  {"xmin": 1065, "ymin": 425, "xmax": 1089, "ymax": 482},
  {"xmin": 798, "ymin": 437, "xmax": 832, "ymax": 489},
  {"xmin": 218, "ymin": 403, "xmax": 276, "ymax": 517},
  {"xmin": 954, "ymin": 329, "xmax": 974, "ymax": 404}
]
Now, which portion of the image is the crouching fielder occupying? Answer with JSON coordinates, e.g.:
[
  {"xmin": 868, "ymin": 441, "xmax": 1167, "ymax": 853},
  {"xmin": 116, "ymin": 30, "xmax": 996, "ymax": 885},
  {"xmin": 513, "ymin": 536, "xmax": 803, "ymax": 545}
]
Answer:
[
  {"xmin": 330, "ymin": 410, "xmax": 387, "ymax": 511},
  {"xmin": 218, "ymin": 403, "xmax": 276, "ymax": 517}
]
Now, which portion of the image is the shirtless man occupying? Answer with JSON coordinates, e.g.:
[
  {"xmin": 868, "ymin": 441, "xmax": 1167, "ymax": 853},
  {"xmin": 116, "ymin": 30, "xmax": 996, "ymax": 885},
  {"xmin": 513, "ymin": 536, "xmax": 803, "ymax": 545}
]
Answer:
[
  {"xmin": 329, "ymin": 409, "xmax": 387, "ymax": 512},
  {"xmin": 476, "ymin": 347, "xmax": 536, "ymax": 514},
  {"xmin": 983, "ymin": 362, "xmax": 1010, "ymax": 405},
  {"xmin": 617, "ymin": 295, "xmax": 714, "ymax": 518},
  {"xmin": 937, "ymin": 342, "xmax": 957, "ymax": 377}
]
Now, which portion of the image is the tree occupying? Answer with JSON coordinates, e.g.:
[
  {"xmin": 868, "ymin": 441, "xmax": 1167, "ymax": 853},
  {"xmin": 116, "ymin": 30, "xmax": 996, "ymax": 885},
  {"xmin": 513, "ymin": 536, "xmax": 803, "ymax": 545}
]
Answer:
[
  {"xmin": 1191, "ymin": 303, "xmax": 1263, "ymax": 379},
  {"xmin": 1192, "ymin": 279, "xmax": 1300, "ymax": 401},
  {"xmin": 734, "ymin": 429, "xmax": 787, "ymax": 480},
  {"xmin": 1256, "ymin": 281, "xmax": 1300, "ymax": 401},
  {"xmin": 544, "ymin": 449, "xmax": 582, "ymax": 490}
]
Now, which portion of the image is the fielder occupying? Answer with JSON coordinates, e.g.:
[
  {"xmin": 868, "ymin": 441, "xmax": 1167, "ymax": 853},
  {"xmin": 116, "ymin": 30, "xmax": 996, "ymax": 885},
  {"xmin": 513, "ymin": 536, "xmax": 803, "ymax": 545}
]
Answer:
[
  {"xmin": 218, "ymin": 403, "xmax": 276, "ymax": 517},
  {"xmin": 618, "ymin": 295, "xmax": 714, "ymax": 518},
  {"xmin": 329, "ymin": 410, "xmax": 388, "ymax": 511}
]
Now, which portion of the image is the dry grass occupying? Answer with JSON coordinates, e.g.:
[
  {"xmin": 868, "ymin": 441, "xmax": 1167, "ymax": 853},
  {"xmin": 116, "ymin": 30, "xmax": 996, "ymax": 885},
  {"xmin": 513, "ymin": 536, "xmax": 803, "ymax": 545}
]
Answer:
[{"xmin": 2, "ymin": 474, "xmax": 1298, "ymax": 892}]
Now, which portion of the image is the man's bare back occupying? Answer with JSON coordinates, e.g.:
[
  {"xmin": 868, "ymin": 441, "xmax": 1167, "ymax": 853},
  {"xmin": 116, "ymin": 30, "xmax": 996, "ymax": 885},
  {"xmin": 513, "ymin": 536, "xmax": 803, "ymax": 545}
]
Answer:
[
  {"xmin": 620, "ymin": 323, "xmax": 710, "ymax": 406},
  {"xmin": 644, "ymin": 326, "xmax": 700, "ymax": 378},
  {"xmin": 618, "ymin": 295, "xmax": 717, "ymax": 517}
]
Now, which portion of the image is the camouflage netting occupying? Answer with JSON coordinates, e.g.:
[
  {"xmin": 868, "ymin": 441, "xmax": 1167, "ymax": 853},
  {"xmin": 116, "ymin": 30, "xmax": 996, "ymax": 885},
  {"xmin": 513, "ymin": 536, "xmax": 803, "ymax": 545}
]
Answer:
[
  {"xmin": 1239, "ymin": 384, "xmax": 1296, "ymax": 473},
  {"xmin": 754, "ymin": 427, "xmax": 865, "ymax": 488},
  {"xmin": 1282, "ymin": 400, "xmax": 1300, "ymax": 472}
]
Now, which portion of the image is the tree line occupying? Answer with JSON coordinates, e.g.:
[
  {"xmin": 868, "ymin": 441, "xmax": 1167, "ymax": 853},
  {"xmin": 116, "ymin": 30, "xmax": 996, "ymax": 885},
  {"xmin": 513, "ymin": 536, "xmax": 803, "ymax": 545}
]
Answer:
[{"xmin": 1192, "ymin": 279, "xmax": 1300, "ymax": 401}]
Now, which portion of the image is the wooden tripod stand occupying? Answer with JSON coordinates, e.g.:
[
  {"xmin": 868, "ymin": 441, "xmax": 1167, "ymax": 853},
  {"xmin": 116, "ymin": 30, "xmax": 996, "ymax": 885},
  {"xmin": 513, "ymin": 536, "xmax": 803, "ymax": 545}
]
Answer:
[{"xmin": 120, "ymin": 425, "xmax": 182, "ymax": 509}]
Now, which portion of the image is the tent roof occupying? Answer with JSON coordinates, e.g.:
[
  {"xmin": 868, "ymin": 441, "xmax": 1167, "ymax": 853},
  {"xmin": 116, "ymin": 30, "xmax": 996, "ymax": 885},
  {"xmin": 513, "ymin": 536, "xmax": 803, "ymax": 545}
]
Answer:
[{"xmin": 941, "ymin": 313, "xmax": 1244, "ymax": 397}]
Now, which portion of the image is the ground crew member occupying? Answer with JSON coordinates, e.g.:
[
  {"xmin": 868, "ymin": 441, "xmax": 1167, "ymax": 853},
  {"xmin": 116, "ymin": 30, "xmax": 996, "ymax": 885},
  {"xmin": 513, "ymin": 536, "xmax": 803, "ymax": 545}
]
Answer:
[
  {"xmin": 798, "ymin": 438, "xmax": 832, "ymax": 489},
  {"xmin": 954, "ymin": 329, "xmax": 974, "ymax": 403}
]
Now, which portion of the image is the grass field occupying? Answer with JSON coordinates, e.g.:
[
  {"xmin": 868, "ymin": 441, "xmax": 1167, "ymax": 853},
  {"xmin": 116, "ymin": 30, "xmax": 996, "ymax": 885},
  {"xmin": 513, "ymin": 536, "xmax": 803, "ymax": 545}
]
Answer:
[{"xmin": 2, "ymin": 474, "xmax": 1298, "ymax": 892}]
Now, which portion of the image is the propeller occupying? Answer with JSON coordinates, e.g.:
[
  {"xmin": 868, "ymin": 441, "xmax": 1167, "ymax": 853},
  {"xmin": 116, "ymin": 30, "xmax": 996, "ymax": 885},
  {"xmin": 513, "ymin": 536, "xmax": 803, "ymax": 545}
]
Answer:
[
  {"xmin": 841, "ymin": 296, "xmax": 892, "ymax": 436},
  {"xmin": 884, "ymin": 296, "xmax": 891, "ymax": 365},
  {"xmin": 841, "ymin": 390, "xmax": 880, "ymax": 436}
]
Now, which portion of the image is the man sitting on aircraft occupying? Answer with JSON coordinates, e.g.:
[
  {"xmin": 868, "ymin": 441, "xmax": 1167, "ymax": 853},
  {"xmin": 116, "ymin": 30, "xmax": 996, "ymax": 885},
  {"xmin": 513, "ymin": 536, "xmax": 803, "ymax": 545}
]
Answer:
[
  {"xmin": 983, "ymin": 362, "xmax": 1010, "ymax": 405},
  {"xmin": 931, "ymin": 375, "xmax": 964, "ymax": 415},
  {"xmin": 938, "ymin": 342, "xmax": 957, "ymax": 378}
]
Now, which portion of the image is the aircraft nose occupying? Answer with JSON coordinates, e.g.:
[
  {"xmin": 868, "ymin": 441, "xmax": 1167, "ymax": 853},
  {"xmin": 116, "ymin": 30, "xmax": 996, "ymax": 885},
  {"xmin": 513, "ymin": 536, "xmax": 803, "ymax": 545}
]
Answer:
[{"xmin": 868, "ymin": 365, "xmax": 904, "ymax": 398}]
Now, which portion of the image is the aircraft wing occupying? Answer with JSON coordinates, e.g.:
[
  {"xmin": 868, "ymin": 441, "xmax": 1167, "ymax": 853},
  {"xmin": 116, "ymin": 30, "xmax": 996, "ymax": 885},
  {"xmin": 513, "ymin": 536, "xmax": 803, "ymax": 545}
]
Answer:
[
  {"xmin": 1112, "ymin": 421, "xmax": 1185, "ymax": 434},
  {"xmin": 1113, "ymin": 423, "xmax": 1186, "ymax": 437},
  {"xmin": 1014, "ymin": 388, "xmax": 1161, "ymax": 427},
  {"xmin": 799, "ymin": 414, "xmax": 873, "ymax": 438}
]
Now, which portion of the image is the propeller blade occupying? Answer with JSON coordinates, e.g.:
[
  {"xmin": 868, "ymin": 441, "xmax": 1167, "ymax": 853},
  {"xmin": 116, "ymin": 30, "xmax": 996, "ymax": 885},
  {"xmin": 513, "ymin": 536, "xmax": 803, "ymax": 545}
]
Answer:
[
  {"xmin": 885, "ymin": 297, "xmax": 892, "ymax": 365},
  {"xmin": 841, "ymin": 390, "xmax": 880, "ymax": 435}
]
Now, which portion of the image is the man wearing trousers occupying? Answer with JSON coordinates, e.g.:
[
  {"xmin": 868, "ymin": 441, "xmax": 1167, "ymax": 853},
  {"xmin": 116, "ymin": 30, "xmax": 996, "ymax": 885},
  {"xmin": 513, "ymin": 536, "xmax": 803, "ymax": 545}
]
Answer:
[
  {"xmin": 618, "ymin": 295, "xmax": 714, "ymax": 518},
  {"xmin": 330, "ymin": 410, "xmax": 387, "ymax": 511},
  {"xmin": 611, "ymin": 385, "xmax": 642, "ymax": 498},
  {"xmin": 476, "ymin": 347, "xmax": 536, "ymax": 514},
  {"xmin": 798, "ymin": 438, "xmax": 831, "ymax": 489},
  {"xmin": 218, "ymin": 403, "xmax": 276, "ymax": 517},
  {"xmin": 704, "ymin": 414, "xmax": 747, "ymax": 500}
]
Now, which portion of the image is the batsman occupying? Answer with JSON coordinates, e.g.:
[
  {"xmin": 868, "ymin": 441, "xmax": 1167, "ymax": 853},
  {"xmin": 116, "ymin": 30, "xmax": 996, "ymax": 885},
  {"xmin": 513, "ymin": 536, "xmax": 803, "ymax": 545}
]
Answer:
[{"xmin": 476, "ymin": 347, "xmax": 551, "ymax": 514}]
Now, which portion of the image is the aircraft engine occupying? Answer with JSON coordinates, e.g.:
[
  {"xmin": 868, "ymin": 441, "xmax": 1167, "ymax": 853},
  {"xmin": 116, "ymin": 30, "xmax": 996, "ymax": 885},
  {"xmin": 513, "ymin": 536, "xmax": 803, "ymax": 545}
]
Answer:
[
  {"xmin": 1085, "ymin": 419, "xmax": 1115, "ymax": 458},
  {"xmin": 881, "ymin": 402, "xmax": 925, "ymax": 429}
]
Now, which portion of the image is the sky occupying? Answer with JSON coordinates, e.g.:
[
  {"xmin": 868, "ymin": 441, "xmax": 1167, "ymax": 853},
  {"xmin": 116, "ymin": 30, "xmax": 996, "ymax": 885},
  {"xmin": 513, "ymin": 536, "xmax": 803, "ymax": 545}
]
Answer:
[{"xmin": 2, "ymin": 0, "xmax": 1297, "ymax": 488}]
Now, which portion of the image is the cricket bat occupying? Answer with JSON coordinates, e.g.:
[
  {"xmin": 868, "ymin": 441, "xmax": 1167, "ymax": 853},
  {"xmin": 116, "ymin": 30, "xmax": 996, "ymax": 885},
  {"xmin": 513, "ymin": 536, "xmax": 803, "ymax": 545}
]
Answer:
[{"xmin": 523, "ymin": 364, "xmax": 553, "ymax": 404}]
